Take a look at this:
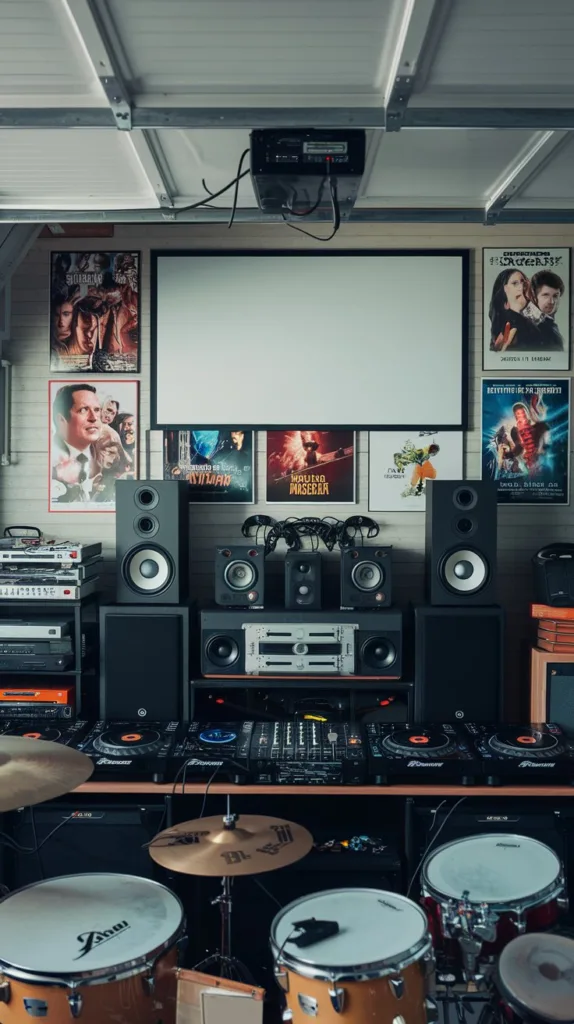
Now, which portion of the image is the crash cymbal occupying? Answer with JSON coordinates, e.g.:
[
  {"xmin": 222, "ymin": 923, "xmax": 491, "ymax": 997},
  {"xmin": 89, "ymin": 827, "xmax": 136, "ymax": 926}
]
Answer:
[
  {"xmin": 148, "ymin": 814, "xmax": 313, "ymax": 877},
  {"xmin": 0, "ymin": 736, "xmax": 93, "ymax": 812}
]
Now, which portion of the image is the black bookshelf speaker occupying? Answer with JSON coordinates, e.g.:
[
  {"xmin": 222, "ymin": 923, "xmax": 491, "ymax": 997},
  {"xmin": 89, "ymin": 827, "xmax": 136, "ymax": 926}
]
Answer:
[
  {"xmin": 100, "ymin": 605, "xmax": 190, "ymax": 720},
  {"xmin": 425, "ymin": 480, "xmax": 497, "ymax": 606},
  {"xmin": 285, "ymin": 551, "xmax": 322, "ymax": 610},
  {"xmin": 414, "ymin": 605, "xmax": 504, "ymax": 722},
  {"xmin": 116, "ymin": 480, "xmax": 189, "ymax": 605},
  {"xmin": 340, "ymin": 547, "xmax": 392, "ymax": 609},
  {"xmin": 215, "ymin": 546, "xmax": 265, "ymax": 607}
]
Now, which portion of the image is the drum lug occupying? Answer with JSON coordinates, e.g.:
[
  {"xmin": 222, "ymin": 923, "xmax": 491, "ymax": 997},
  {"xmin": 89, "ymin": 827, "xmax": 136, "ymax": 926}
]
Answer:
[
  {"xmin": 142, "ymin": 966, "xmax": 156, "ymax": 997},
  {"xmin": 0, "ymin": 979, "xmax": 10, "ymax": 1004},
  {"xmin": 392, "ymin": 1016, "xmax": 407, "ymax": 1024},
  {"xmin": 67, "ymin": 992, "xmax": 83, "ymax": 1018},
  {"xmin": 423, "ymin": 950, "xmax": 436, "ymax": 979},
  {"xmin": 282, "ymin": 1012, "xmax": 293, "ymax": 1022},
  {"xmin": 274, "ymin": 966, "xmax": 289, "ymax": 993},
  {"xmin": 389, "ymin": 976, "xmax": 404, "ymax": 999},
  {"xmin": 558, "ymin": 893, "xmax": 569, "ymax": 913},
  {"xmin": 425, "ymin": 997, "xmax": 439, "ymax": 1023},
  {"xmin": 328, "ymin": 986, "xmax": 345, "ymax": 1013}
]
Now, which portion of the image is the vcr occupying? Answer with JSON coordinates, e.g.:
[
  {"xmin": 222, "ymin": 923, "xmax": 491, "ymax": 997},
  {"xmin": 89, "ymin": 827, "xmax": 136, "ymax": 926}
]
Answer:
[{"xmin": 250, "ymin": 720, "xmax": 365, "ymax": 785}]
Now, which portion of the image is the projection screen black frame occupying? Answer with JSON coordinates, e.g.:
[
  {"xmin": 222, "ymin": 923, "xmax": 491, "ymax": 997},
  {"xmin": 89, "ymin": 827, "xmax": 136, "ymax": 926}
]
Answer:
[{"xmin": 150, "ymin": 249, "xmax": 470, "ymax": 431}]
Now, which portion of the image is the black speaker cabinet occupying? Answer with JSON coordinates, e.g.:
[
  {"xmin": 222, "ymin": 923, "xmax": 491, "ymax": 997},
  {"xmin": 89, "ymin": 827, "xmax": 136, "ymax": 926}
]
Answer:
[
  {"xmin": 414, "ymin": 605, "xmax": 504, "ymax": 722},
  {"xmin": 116, "ymin": 480, "xmax": 189, "ymax": 605},
  {"xmin": 533, "ymin": 544, "xmax": 574, "ymax": 607},
  {"xmin": 341, "ymin": 546, "xmax": 392, "ymax": 609},
  {"xmin": 425, "ymin": 480, "xmax": 497, "ymax": 606},
  {"xmin": 100, "ymin": 605, "xmax": 190, "ymax": 721},
  {"xmin": 215, "ymin": 545, "xmax": 265, "ymax": 607},
  {"xmin": 201, "ymin": 609, "xmax": 403, "ymax": 679},
  {"xmin": 285, "ymin": 551, "xmax": 322, "ymax": 610}
]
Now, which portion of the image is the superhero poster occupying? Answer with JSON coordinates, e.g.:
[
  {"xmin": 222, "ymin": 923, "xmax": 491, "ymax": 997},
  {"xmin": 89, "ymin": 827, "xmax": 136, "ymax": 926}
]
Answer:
[
  {"xmin": 266, "ymin": 431, "xmax": 355, "ymax": 504},
  {"xmin": 50, "ymin": 251, "xmax": 140, "ymax": 373},
  {"xmin": 482, "ymin": 379, "xmax": 570, "ymax": 505},
  {"xmin": 163, "ymin": 430, "xmax": 254, "ymax": 503},
  {"xmin": 483, "ymin": 248, "xmax": 570, "ymax": 372},
  {"xmin": 368, "ymin": 431, "xmax": 464, "ymax": 512},
  {"xmin": 49, "ymin": 380, "xmax": 139, "ymax": 512}
]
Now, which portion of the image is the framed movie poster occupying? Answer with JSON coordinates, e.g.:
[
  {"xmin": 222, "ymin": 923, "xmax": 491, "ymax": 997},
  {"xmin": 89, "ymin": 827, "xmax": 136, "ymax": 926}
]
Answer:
[
  {"xmin": 49, "ymin": 380, "xmax": 139, "ymax": 512},
  {"xmin": 50, "ymin": 251, "xmax": 140, "ymax": 372},
  {"xmin": 481, "ymin": 378, "xmax": 570, "ymax": 505},
  {"xmin": 266, "ymin": 431, "xmax": 355, "ymax": 504},
  {"xmin": 368, "ymin": 430, "xmax": 464, "ymax": 512},
  {"xmin": 483, "ymin": 248, "xmax": 570, "ymax": 371},
  {"xmin": 163, "ymin": 429, "xmax": 254, "ymax": 503}
]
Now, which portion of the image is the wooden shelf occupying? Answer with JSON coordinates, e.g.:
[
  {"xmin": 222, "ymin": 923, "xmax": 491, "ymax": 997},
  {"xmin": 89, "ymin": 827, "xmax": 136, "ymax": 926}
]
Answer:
[{"xmin": 75, "ymin": 782, "xmax": 574, "ymax": 797}]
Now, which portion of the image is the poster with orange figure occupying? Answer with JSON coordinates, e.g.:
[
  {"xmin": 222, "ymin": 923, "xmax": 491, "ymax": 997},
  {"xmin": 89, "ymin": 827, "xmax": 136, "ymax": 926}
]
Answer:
[
  {"xmin": 368, "ymin": 431, "xmax": 463, "ymax": 512},
  {"xmin": 50, "ymin": 251, "xmax": 140, "ymax": 372},
  {"xmin": 266, "ymin": 431, "xmax": 355, "ymax": 504}
]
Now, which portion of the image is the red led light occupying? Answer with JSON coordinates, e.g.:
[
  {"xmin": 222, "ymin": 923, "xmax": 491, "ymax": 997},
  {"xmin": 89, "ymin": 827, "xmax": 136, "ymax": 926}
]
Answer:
[
  {"xmin": 71, "ymin": 552, "xmax": 78, "ymax": 558},
  {"xmin": 64, "ymin": 589, "xmax": 71, "ymax": 595},
  {"xmin": 216, "ymin": 698, "xmax": 224, "ymax": 705}
]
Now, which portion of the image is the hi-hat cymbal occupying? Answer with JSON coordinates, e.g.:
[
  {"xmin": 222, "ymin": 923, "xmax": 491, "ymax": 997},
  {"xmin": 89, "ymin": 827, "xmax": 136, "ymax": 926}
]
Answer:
[
  {"xmin": 148, "ymin": 814, "xmax": 313, "ymax": 877},
  {"xmin": 0, "ymin": 736, "xmax": 93, "ymax": 812}
]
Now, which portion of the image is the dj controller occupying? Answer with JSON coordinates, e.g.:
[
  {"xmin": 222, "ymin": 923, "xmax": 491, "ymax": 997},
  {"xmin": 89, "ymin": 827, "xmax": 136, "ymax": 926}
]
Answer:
[{"xmin": 1, "ymin": 719, "xmax": 573, "ymax": 785}]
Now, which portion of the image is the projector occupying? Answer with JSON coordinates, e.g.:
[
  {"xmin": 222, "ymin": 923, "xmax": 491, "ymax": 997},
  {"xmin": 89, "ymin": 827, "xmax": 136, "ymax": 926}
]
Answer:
[{"xmin": 250, "ymin": 129, "xmax": 366, "ymax": 221}]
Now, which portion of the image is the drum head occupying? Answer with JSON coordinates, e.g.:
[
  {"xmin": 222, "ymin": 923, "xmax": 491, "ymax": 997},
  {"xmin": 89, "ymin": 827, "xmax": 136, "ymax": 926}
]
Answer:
[
  {"xmin": 498, "ymin": 933, "xmax": 574, "ymax": 1023},
  {"xmin": 423, "ymin": 834, "xmax": 561, "ymax": 907},
  {"xmin": 0, "ymin": 874, "xmax": 184, "ymax": 979},
  {"xmin": 271, "ymin": 888, "xmax": 429, "ymax": 978}
]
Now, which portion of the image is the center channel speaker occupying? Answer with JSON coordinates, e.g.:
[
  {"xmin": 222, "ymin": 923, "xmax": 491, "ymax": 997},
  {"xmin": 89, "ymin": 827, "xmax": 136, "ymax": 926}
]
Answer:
[
  {"xmin": 215, "ymin": 546, "xmax": 265, "ymax": 607},
  {"xmin": 285, "ymin": 551, "xmax": 322, "ymax": 610},
  {"xmin": 116, "ymin": 480, "xmax": 189, "ymax": 605},
  {"xmin": 340, "ymin": 546, "xmax": 392, "ymax": 609},
  {"xmin": 425, "ymin": 479, "xmax": 497, "ymax": 606}
]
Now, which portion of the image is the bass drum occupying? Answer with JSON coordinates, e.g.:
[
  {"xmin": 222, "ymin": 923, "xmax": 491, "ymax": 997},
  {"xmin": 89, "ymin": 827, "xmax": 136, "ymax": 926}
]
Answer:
[
  {"xmin": 0, "ymin": 873, "xmax": 185, "ymax": 1023},
  {"xmin": 496, "ymin": 932, "xmax": 574, "ymax": 1023},
  {"xmin": 270, "ymin": 888, "xmax": 435, "ymax": 1023}
]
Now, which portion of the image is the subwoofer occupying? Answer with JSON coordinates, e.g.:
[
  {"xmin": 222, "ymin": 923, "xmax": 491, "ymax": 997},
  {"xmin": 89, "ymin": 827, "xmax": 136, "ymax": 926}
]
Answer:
[
  {"xmin": 285, "ymin": 551, "xmax": 322, "ymax": 610},
  {"xmin": 215, "ymin": 545, "xmax": 265, "ymax": 607},
  {"xmin": 425, "ymin": 479, "xmax": 497, "ymax": 606},
  {"xmin": 340, "ymin": 546, "xmax": 392, "ymax": 609},
  {"xmin": 116, "ymin": 480, "xmax": 189, "ymax": 605}
]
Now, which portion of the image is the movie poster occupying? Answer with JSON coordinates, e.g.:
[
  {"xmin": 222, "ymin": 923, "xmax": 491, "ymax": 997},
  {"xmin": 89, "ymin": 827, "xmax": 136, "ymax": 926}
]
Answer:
[
  {"xmin": 368, "ymin": 431, "xmax": 464, "ymax": 512},
  {"xmin": 483, "ymin": 248, "xmax": 570, "ymax": 371},
  {"xmin": 482, "ymin": 379, "xmax": 570, "ymax": 505},
  {"xmin": 49, "ymin": 380, "xmax": 139, "ymax": 512},
  {"xmin": 163, "ymin": 430, "xmax": 254, "ymax": 503},
  {"xmin": 266, "ymin": 431, "xmax": 355, "ymax": 504},
  {"xmin": 50, "ymin": 251, "xmax": 140, "ymax": 373}
]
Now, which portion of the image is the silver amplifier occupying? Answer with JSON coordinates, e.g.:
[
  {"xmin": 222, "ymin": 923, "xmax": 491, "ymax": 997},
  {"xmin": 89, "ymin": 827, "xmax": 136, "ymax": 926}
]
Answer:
[{"xmin": 243, "ymin": 622, "xmax": 357, "ymax": 675}]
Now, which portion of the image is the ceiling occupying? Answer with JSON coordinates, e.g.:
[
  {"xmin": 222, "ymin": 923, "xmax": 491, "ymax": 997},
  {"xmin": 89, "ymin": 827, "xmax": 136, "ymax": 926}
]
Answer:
[{"xmin": 0, "ymin": 0, "xmax": 574, "ymax": 223}]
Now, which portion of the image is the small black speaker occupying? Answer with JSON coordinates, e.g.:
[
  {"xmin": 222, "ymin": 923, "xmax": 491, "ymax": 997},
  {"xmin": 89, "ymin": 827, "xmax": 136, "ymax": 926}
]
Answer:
[
  {"xmin": 285, "ymin": 551, "xmax": 322, "ymax": 610},
  {"xmin": 425, "ymin": 480, "xmax": 497, "ymax": 606},
  {"xmin": 215, "ymin": 546, "xmax": 265, "ymax": 607},
  {"xmin": 116, "ymin": 480, "xmax": 189, "ymax": 605},
  {"xmin": 414, "ymin": 605, "xmax": 504, "ymax": 722},
  {"xmin": 340, "ymin": 546, "xmax": 392, "ymax": 609},
  {"xmin": 100, "ymin": 605, "xmax": 190, "ymax": 720},
  {"xmin": 533, "ymin": 544, "xmax": 574, "ymax": 607}
]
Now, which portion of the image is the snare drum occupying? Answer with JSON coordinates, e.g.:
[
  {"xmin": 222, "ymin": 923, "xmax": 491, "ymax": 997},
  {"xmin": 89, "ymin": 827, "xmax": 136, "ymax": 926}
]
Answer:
[
  {"xmin": 0, "ymin": 873, "xmax": 185, "ymax": 1022},
  {"xmin": 271, "ymin": 888, "xmax": 435, "ymax": 1023},
  {"xmin": 496, "ymin": 932, "xmax": 574, "ymax": 1023},
  {"xmin": 421, "ymin": 834, "xmax": 565, "ymax": 977}
]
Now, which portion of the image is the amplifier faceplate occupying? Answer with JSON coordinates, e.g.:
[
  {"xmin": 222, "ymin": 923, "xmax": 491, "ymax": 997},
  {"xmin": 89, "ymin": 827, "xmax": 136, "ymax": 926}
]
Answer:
[{"xmin": 244, "ymin": 622, "xmax": 356, "ymax": 675}]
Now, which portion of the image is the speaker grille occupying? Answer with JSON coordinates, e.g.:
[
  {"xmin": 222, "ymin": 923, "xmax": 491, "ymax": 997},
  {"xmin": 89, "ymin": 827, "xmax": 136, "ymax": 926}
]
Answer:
[
  {"xmin": 440, "ymin": 548, "xmax": 489, "ymax": 594},
  {"xmin": 122, "ymin": 546, "xmax": 174, "ymax": 595}
]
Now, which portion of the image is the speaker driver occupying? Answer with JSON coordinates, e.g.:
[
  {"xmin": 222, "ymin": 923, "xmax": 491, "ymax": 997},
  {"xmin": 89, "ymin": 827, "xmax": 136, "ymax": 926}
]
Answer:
[
  {"xmin": 441, "ymin": 548, "xmax": 488, "ymax": 594},
  {"xmin": 351, "ymin": 561, "xmax": 384, "ymax": 592},
  {"xmin": 206, "ymin": 635, "xmax": 240, "ymax": 668},
  {"xmin": 134, "ymin": 486, "xmax": 159, "ymax": 511},
  {"xmin": 123, "ymin": 547, "xmax": 173, "ymax": 594},
  {"xmin": 224, "ymin": 560, "xmax": 257, "ymax": 592},
  {"xmin": 135, "ymin": 514, "xmax": 159, "ymax": 538},
  {"xmin": 361, "ymin": 636, "xmax": 396, "ymax": 671},
  {"xmin": 453, "ymin": 486, "xmax": 478, "ymax": 511}
]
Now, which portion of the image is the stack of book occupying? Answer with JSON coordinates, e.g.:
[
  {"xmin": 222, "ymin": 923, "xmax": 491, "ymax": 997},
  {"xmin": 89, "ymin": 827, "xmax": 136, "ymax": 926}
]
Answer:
[
  {"xmin": 0, "ymin": 541, "xmax": 102, "ymax": 600},
  {"xmin": 531, "ymin": 603, "xmax": 574, "ymax": 654}
]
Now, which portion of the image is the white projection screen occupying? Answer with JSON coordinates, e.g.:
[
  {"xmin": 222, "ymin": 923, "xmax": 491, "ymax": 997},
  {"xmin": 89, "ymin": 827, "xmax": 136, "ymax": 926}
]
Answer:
[{"xmin": 151, "ymin": 251, "xmax": 468, "ymax": 429}]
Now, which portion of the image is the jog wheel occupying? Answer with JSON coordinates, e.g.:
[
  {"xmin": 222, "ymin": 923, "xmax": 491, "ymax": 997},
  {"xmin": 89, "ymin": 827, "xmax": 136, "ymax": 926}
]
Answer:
[
  {"xmin": 488, "ymin": 727, "xmax": 562, "ymax": 758},
  {"xmin": 93, "ymin": 728, "xmax": 163, "ymax": 757},
  {"xmin": 383, "ymin": 727, "xmax": 457, "ymax": 758},
  {"xmin": 7, "ymin": 725, "xmax": 62, "ymax": 743}
]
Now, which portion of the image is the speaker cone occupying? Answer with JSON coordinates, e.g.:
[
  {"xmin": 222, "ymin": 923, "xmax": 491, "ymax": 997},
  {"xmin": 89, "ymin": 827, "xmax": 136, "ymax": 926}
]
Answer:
[
  {"xmin": 123, "ymin": 546, "xmax": 173, "ymax": 594},
  {"xmin": 441, "ymin": 548, "xmax": 488, "ymax": 594},
  {"xmin": 352, "ymin": 560, "xmax": 384, "ymax": 592},
  {"xmin": 224, "ymin": 559, "xmax": 257, "ymax": 592},
  {"xmin": 206, "ymin": 635, "xmax": 240, "ymax": 668},
  {"xmin": 135, "ymin": 514, "xmax": 159, "ymax": 538},
  {"xmin": 361, "ymin": 636, "xmax": 396, "ymax": 671},
  {"xmin": 453, "ymin": 486, "xmax": 477, "ymax": 511},
  {"xmin": 135, "ymin": 486, "xmax": 159, "ymax": 511}
]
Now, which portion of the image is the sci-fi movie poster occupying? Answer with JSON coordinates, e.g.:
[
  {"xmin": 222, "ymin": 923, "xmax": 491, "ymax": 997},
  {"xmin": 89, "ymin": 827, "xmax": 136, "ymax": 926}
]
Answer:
[
  {"xmin": 266, "ymin": 431, "xmax": 355, "ymax": 504},
  {"xmin": 368, "ymin": 431, "xmax": 464, "ymax": 512},
  {"xmin": 163, "ymin": 430, "xmax": 254, "ymax": 503},
  {"xmin": 50, "ymin": 251, "xmax": 140, "ymax": 373},
  {"xmin": 49, "ymin": 380, "xmax": 139, "ymax": 512},
  {"xmin": 483, "ymin": 248, "xmax": 570, "ymax": 372},
  {"xmin": 482, "ymin": 379, "xmax": 570, "ymax": 505}
]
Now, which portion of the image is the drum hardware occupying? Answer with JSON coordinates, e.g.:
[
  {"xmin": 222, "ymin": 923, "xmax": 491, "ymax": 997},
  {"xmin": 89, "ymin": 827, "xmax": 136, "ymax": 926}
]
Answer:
[
  {"xmin": 67, "ymin": 991, "xmax": 82, "ymax": 1018},
  {"xmin": 495, "ymin": 931, "xmax": 574, "ymax": 1023},
  {"xmin": 0, "ymin": 735, "xmax": 93, "ymax": 812}
]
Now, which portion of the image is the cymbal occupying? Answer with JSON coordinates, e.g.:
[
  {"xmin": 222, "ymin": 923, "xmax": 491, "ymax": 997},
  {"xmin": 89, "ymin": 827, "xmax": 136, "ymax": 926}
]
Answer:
[
  {"xmin": 148, "ymin": 814, "xmax": 313, "ymax": 877},
  {"xmin": 0, "ymin": 736, "xmax": 93, "ymax": 812}
]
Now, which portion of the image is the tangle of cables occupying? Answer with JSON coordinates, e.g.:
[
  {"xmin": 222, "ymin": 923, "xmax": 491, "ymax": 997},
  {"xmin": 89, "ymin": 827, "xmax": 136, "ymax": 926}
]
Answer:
[{"xmin": 241, "ymin": 514, "xmax": 380, "ymax": 555}]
